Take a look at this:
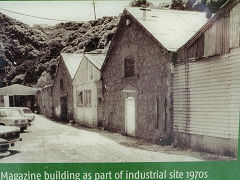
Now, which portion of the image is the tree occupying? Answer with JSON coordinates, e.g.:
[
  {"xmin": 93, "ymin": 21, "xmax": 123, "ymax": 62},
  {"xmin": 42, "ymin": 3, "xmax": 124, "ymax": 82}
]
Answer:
[
  {"xmin": 207, "ymin": 0, "xmax": 227, "ymax": 13},
  {"xmin": 130, "ymin": 0, "xmax": 153, "ymax": 7},
  {"xmin": 169, "ymin": 0, "xmax": 227, "ymax": 13}
]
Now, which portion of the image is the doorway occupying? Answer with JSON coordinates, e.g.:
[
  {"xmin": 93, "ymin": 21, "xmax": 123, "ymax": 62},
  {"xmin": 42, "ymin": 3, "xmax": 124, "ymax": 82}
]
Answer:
[
  {"xmin": 125, "ymin": 97, "xmax": 135, "ymax": 136},
  {"xmin": 60, "ymin": 96, "xmax": 68, "ymax": 122}
]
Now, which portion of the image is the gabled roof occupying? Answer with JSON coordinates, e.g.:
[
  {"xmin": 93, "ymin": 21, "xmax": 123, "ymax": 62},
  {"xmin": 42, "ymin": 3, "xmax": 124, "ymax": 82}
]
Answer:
[
  {"xmin": 84, "ymin": 53, "xmax": 106, "ymax": 70},
  {"xmin": 61, "ymin": 53, "xmax": 84, "ymax": 79},
  {"xmin": 0, "ymin": 84, "xmax": 39, "ymax": 95},
  {"xmin": 125, "ymin": 7, "xmax": 208, "ymax": 52},
  {"xmin": 178, "ymin": 0, "xmax": 239, "ymax": 50}
]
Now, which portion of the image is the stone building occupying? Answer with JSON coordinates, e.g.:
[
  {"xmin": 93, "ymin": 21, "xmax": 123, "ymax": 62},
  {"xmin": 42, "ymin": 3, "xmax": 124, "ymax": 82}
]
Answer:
[
  {"xmin": 101, "ymin": 7, "xmax": 207, "ymax": 143},
  {"xmin": 73, "ymin": 53, "xmax": 106, "ymax": 127},
  {"xmin": 37, "ymin": 84, "xmax": 53, "ymax": 117},
  {"xmin": 52, "ymin": 53, "xmax": 83, "ymax": 122}
]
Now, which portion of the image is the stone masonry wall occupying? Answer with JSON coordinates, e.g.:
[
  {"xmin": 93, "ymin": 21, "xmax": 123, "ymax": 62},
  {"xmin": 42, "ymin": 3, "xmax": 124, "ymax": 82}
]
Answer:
[
  {"xmin": 37, "ymin": 85, "xmax": 53, "ymax": 118},
  {"xmin": 52, "ymin": 58, "xmax": 73, "ymax": 121},
  {"xmin": 102, "ymin": 14, "xmax": 173, "ymax": 143}
]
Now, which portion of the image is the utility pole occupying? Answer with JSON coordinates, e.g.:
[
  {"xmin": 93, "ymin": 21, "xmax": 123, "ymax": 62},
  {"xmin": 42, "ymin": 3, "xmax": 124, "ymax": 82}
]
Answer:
[{"xmin": 92, "ymin": 0, "xmax": 97, "ymax": 20}]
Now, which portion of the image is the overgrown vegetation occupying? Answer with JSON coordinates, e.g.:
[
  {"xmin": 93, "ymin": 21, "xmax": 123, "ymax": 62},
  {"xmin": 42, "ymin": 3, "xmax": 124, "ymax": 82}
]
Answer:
[
  {"xmin": 0, "ymin": 13, "xmax": 119, "ymax": 88},
  {"xmin": 168, "ymin": 0, "xmax": 227, "ymax": 13},
  {"xmin": 0, "ymin": 0, "xmax": 227, "ymax": 88},
  {"xmin": 130, "ymin": 0, "xmax": 153, "ymax": 7}
]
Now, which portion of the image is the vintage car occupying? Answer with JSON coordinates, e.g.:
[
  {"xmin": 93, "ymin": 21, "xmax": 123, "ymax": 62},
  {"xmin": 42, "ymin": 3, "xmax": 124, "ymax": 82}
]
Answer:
[
  {"xmin": 0, "ymin": 107, "xmax": 35, "ymax": 122},
  {"xmin": 0, "ymin": 126, "xmax": 22, "ymax": 152},
  {"xmin": 17, "ymin": 107, "xmax": 35, "ymax": 122},
  {"xmin": 0, "ymin": 108, "xmax": 31, "ymax": 132}
]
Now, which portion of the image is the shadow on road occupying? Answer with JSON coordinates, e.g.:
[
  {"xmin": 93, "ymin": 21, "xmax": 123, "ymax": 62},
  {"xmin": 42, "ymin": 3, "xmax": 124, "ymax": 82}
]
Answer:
[
  {"xmin": 21, "ymin": 130, "xmax": 31, "ymax": 134},
  {"xmin": 0, "ymin": 150, "xmax": 20, "ymax": 159}
]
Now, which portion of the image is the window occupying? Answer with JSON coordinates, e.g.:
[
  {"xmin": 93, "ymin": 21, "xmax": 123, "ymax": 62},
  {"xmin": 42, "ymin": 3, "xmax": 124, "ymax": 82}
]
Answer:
[
  {"xmin": 98, "ymin": 97, "xmax": 102, "ymax": 105},
  {"xmin": 60, "ymin": 79, "xmax": 64, "ymax": 92},
  {"xmin": 77, "ymin": 91, "xmax": 83, "ymax": 106},
  {"xmin": 90, "ymin": 66, "xmax": 94, "ymax": 80},
  {"xmin": 124, "ymin": 56, "xmax": 135, "ymax": 77},
  {"xmin": 126, "ymin": 18, "xmax": 131, "ymax": 26},
  {"xmin": 84, "ymin": 90, "xmax": 92, "ymax": 106}
]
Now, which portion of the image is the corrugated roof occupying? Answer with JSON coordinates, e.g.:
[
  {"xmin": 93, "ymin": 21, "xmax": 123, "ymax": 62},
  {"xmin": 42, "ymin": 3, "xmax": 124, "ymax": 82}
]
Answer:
[
  {"xmin": 0, "ymin": 84, "xmax": 39, "ymax": 95},
  {"xmin": 61, "ymin": 53, "xmax": 84, "ymax": 79},
  {"xmin": 126, "ymin": 7, "xmax": 208, "ymax": 52},
  {"xmin": 84, "ymin": 53, "xmax": 106, "ymax": 70}
]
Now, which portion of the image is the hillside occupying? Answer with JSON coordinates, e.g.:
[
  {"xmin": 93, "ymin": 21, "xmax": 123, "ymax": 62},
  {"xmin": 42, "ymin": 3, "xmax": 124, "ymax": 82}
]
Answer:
[{"xmin": 0, "ymin": 12, "xmax": 120, "ymax": 88}]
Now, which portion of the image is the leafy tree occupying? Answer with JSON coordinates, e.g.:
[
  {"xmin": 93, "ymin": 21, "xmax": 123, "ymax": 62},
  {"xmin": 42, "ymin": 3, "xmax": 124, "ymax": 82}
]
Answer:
[
  {"xmin": 207, "ymin": 0, "xmax": 227, "ymax": 13},
  {"xmin": 130, "ymin": 0, "xmax": 153, "ymax": 7},
  {"xmin": 0, "ymin": 12, "xmax": 119, "ymax": 87},
  {"xmin": 170, "ymin": 0, "xmax": 227, "ymax": 13},
  {"xmin": 171, "ymin": 0, "xmax": 185, "ymax": 10}
]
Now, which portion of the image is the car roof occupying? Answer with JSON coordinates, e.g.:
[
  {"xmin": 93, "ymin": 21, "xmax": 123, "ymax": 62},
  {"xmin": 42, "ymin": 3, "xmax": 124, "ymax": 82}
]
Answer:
[
  {"xmin": 0, "ymin": 126, "xmax": 20, "ymax": 133},
  {"xmin": 0, "ymin": 107, "xmax": 30, "ymax": 110}
]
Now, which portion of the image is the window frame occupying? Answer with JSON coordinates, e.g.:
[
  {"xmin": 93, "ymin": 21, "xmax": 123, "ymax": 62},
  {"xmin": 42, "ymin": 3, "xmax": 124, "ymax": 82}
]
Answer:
[
  {"xmin": 60, "ymin": 79, "xmax": 64, "ymax": 92},
  {"xmin": 84, "ymin": 89, "xmax": 92, "ymax": 106},
  {"xmin": 77, "ymin": 91, "xmax": 83, "ymax": 106},
  {"xmin": 124, "ymin": 56, "xmax": 135, "ymax": 78}
]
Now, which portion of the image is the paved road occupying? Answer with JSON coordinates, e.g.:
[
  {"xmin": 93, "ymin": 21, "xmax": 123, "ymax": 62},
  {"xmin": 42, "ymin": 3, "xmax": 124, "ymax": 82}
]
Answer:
[{"xmin": 0, "ymin": 115, "xmax": 204, "ymax": 163}]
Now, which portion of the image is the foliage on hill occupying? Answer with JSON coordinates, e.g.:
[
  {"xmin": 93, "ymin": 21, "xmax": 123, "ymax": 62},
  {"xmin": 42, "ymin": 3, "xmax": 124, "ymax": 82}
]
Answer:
[
  {"xmin": 130, "ymin": 0, "xmax": 153, "ymax": 7},
  {"xmin": 170, "ymin": 0, "xmax": 227, "ymax": 13},
  {"xmin": 0, "ymin": 12, "xmax": 119, "ymax": 88},
  {"xmin": 154, "ymin": 0, "xmax": 227, "ymax": 13}
]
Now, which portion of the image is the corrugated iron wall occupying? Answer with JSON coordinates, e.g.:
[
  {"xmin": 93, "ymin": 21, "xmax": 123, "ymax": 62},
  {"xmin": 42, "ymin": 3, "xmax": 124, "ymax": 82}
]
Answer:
[{"xmin": 173, "ymin": 46, "xmax": 240, "ymax": 146}]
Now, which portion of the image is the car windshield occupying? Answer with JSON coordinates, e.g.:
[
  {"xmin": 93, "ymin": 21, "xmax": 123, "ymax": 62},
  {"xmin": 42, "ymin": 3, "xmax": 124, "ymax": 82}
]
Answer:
[
  {"xmin": 4, "ymin": 109, "xmax": 22, "ymax": 117},
  {"xmin": 23, "ymin": 109, "xmax": 32, "ymax": 114}
]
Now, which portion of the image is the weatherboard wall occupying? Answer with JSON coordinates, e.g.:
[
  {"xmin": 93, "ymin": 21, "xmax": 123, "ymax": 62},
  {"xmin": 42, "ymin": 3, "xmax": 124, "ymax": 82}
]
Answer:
[
  {"xmin": 73, "ymin": 56, "xmax": 102, "ymax": 127},
  {"xmin": 173, "ymin": 46, "xmax": 240, "ymax": 157}
]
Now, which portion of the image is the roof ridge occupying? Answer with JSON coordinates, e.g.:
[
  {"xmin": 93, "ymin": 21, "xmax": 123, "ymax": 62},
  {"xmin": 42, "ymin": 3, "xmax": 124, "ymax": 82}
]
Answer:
[{"xmin": 126, "ymin": 6, "xmax": 206, "ymax": 15}]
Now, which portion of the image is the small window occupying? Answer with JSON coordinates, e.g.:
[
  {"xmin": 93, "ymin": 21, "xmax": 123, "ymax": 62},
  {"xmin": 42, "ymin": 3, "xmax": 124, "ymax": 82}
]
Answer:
[
  {"xmin": 90, "ymin": 66, "xmax": 94, "ymax": 80},
  {"xmin": 84, "ymin": 90, "xmax": 92, "ymax": 106},
  {"xmin": 126, "ymin": 19, "xmax": 131, "ymax": 26},
  {"xmin": 124, "ymin": 56, "xmax": 135, "ymax": 77},
  {"xmin": 98, "ymin": 97, "xmax": 102, "ymax": 105},
  {"xmin": 60, "ymin": 79, "xmax": 64, "ymax": 92},
  {"xmin": 77, "ymin": 91, "xmax": 83, "ymax": 106}
]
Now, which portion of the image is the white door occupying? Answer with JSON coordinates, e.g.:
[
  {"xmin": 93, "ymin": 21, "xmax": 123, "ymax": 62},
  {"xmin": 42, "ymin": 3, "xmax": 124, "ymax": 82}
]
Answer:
[{"xmin": 125, "ymin": 97, "xmax": 135, "ymax": 136}]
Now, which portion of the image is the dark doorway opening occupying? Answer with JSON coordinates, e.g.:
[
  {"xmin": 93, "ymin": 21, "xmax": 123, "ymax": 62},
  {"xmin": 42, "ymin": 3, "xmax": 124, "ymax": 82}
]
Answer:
[{"xmin": 60, "ymin": 96, "xmax": 68, "ymax": 122}]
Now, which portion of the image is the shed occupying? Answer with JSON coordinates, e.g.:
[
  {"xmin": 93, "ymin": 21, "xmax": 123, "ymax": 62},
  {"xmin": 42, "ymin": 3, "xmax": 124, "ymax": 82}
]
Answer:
[
  {"xmin": 101, "ymin": 7, "xmax": 208, "ymax": 143},
  {"xmin": 0, "ymin": 84, "xmax": 39, "ymax": 111},
  {"xmin": 73, "ymin": 53, "xmax": 106, "ymax": 127},
  {"xmin": 173, "ymin": 0, "xmax": 240, "ymax": 157},
  {"xmin": 52, "ymin": 53, "xmax": 83, "ymax": 122}
]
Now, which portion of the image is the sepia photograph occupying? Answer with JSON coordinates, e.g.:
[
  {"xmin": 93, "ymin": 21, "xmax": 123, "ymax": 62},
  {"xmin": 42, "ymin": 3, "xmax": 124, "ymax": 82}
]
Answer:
[{"xmin": 0, "ymin": 0, "xmax": 239, "ymax": 163}]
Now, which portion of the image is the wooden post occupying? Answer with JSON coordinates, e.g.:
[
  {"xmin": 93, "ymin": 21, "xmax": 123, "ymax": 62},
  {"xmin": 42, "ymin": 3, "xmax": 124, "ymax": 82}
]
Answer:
[{"xmin": 93, "ymin": 0, "xmax": 96, "ymax": 20}]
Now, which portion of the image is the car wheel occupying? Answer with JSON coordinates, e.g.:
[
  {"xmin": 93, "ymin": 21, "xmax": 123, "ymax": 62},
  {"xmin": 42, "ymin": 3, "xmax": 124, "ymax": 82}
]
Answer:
[{"xmin": 20, "ymin": 128, "xmax": 24, "ymax": 133}]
